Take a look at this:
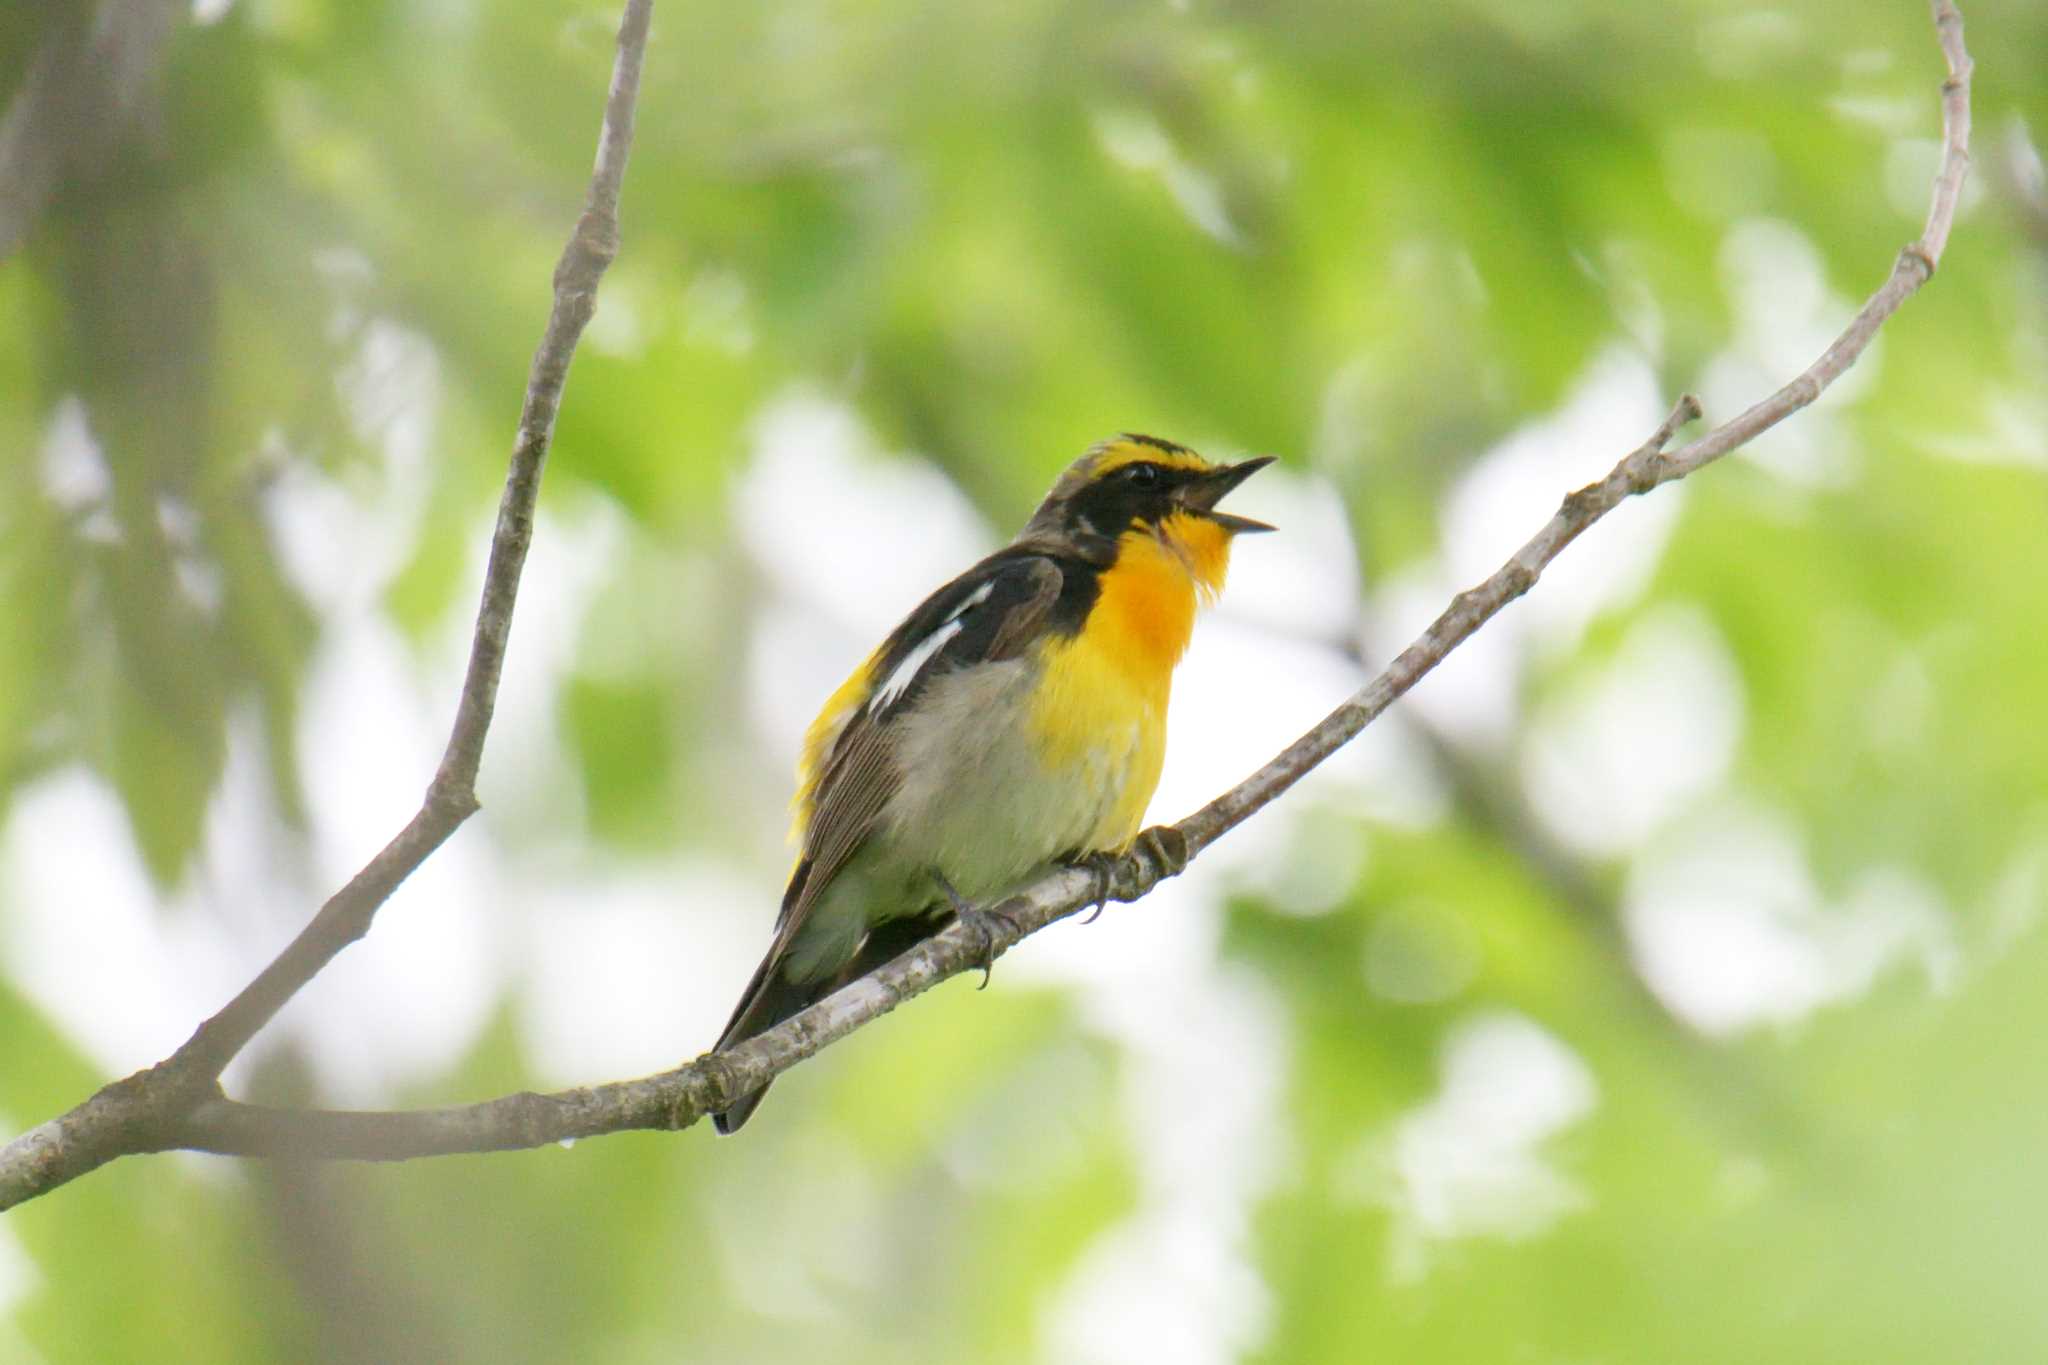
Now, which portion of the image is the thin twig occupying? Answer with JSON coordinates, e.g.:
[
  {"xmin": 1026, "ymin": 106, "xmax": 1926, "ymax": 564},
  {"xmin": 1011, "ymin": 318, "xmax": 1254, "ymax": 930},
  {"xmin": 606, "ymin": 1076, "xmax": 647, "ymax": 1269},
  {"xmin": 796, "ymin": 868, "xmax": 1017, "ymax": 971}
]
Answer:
[
  {"xmin": 170, "ymin": 0, "xmax": 653, "ymax": 1084},
  {"xmin": 0, "ymin": 0, "xmax": 656, "ymax": 1211},
  {"xmin": 0, "ymin": 0, "xmax": 1974, "ymax": 1188}
]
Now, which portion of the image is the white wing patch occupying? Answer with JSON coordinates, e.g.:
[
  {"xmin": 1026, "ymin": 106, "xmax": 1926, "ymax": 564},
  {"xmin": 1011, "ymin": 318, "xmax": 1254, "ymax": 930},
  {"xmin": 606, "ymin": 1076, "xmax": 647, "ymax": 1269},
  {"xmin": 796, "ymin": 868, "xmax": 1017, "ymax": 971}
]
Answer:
[{"xmin": 870, "ymin": 581, "xmax": 994, "ymax": 715}]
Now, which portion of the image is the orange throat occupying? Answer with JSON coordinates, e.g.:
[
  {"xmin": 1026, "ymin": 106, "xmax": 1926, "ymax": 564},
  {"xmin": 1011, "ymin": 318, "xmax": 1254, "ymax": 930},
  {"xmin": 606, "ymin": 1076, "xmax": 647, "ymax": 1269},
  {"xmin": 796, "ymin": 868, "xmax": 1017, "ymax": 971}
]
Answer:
[{"xmin": 1096, "ymin": 514, "xmax": 1233, "ymax": 681}]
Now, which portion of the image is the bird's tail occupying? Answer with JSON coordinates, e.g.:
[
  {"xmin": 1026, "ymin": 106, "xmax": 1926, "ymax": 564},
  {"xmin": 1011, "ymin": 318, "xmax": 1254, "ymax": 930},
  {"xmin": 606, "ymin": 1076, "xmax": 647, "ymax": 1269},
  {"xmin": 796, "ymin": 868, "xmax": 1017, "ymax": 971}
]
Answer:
[
  {"xmin": 710, "ymin": 959, "xmax": 812, "ymax": 1135},
  {"xmin": 711, "ymin": 875, "xmax": 942, "ymax": 1135}
]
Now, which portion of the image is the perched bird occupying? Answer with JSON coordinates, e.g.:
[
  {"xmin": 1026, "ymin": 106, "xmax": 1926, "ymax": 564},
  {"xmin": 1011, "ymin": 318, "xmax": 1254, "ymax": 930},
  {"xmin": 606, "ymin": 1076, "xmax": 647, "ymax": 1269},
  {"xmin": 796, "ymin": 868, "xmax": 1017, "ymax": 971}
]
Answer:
[{"xmin": 712, "ymin": 434, "xmax": 1273, "ymax": 1132}]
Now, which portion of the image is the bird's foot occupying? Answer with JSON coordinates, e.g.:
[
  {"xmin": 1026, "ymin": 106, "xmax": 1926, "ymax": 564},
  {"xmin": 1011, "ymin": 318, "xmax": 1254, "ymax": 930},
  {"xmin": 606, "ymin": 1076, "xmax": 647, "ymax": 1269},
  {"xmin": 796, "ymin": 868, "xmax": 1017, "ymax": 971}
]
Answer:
[
  {"xmin": 932, "ymin": 870, "xmax": 1019, "ymax": 989},
  {"xmin": 1066, "ymin": 851, "xmax": 1120, "ymax": 924},
  {"xmin": 1065, "ymin": 825, "xmax": 1192, "ymax": 923},
  {"xmin": 959, "ymin": 901, "xmax": 1024, "ymax": 991}
]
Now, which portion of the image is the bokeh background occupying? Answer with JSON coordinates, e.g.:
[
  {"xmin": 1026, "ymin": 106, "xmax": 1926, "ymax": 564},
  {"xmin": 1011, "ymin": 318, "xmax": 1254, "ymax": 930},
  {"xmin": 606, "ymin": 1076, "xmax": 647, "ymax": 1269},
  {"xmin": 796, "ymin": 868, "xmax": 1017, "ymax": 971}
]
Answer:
[{"xmin": 4, "ymin": 0, "xmax": 2048, "ymax": 1360}]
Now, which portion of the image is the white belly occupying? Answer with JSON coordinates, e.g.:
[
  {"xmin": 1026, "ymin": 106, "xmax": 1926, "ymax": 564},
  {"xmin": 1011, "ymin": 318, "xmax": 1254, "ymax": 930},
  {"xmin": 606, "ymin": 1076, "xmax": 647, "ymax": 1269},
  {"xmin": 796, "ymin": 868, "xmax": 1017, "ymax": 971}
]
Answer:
[{"xmin": 880, "ymin": 658, "xmax": 1141, "ymax": 899}]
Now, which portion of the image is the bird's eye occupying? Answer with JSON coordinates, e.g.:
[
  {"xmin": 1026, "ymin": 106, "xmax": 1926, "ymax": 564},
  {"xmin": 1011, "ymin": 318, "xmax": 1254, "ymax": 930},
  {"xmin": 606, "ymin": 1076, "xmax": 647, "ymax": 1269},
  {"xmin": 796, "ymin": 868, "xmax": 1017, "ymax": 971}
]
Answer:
[{"xmin": 1123, "ymin": 463, "xmax": 1163, "ymax": 489}]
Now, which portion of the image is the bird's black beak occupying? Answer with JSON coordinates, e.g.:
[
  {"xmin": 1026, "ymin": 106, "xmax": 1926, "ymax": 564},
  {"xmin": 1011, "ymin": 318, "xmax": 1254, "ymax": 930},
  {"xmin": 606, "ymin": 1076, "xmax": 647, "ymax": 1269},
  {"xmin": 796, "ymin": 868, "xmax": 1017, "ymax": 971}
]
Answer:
[{"xmin": 1178, "ymin": 455, "xmax": 1277, "ymax": 534}]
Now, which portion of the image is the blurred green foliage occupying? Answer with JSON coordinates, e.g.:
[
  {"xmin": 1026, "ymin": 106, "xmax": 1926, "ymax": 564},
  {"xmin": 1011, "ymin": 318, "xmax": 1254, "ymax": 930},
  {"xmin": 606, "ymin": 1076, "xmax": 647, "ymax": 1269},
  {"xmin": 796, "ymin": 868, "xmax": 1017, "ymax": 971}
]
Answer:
[{"xmin": 4, "ymin": 0, "xmax": 2048, "ymax": 1361}]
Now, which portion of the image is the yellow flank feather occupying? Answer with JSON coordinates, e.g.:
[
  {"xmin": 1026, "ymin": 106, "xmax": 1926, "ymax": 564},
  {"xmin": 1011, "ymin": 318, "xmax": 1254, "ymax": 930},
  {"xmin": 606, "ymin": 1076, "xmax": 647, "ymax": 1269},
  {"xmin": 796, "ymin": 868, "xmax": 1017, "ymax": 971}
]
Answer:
[{"xmin": 793, "ymin": 655, "xmax": 874, "ymax": 841}]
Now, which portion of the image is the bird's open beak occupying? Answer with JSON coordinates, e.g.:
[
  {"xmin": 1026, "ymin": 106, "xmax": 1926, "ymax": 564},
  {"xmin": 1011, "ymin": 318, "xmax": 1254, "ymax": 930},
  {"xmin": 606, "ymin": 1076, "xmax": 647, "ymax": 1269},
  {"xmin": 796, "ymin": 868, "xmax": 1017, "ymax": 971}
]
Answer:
[{"xmin": 1179, "ymin": 456, "xmax": 1277, "ymax": 534}]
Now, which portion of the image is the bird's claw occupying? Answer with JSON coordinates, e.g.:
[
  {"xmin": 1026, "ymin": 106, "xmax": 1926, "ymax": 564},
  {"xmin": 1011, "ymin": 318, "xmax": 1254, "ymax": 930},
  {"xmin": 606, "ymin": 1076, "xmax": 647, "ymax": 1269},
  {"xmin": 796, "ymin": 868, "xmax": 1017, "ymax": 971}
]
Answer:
[
  {"xmin": 1069, "ymin": 851, "xmax": 1119, "ymax": 924},
  {"xmin": 1065, "ymin": 826, "xmax": 1190, "ymax": 925},
  {"xmin": 960, "ymin": 904, "xmax": 1022, "ymax": 989},
  {"xmin": 931, "ymin": 870, "xmax": 1009, "ymax": 988}
]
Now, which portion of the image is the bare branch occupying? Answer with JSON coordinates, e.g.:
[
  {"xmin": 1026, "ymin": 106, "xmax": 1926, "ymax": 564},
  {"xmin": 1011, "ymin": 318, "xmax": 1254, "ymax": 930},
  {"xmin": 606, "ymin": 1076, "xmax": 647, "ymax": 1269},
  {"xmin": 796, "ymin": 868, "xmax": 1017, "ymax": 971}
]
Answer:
[
  {"xmin": 0, "ymin": 0, "xmax": 656, "ymax": 1212},
  {"xmin": 169, "ymin": 0, "xmax": 654, "ymax": 1086},
  {"xmin": 0, "ymin": 0, "xmax": 1975, "ymax": 1189}
]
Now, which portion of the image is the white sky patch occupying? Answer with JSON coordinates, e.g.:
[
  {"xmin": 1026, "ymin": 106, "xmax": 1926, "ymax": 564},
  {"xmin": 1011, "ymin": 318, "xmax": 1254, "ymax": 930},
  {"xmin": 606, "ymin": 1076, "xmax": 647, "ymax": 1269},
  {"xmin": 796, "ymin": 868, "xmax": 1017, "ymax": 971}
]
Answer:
[
  {"xmin": 0, "ymin": 768, "xmax": 248, "ymax": 1077},
  {"xmin": 1045, "ymin": 965, "xmax": 1287, "ymax": 1365},
  {"xmin": 1826, "ymin": 93, "xmax": 1926, "ymax": 138},
  {"xmin": 1212, "ymin": 463, "xmax": 1360, "ymax": 646},
  {"xmin": 38, "ymin": 396, "xmax": 111, "ymax": 511},
  {"xmin": 1341, "ymin": 1011, "xmax": 1597, "ymax": 1284},
  {"xmin": 1392, "ymin": 346, "xmax": 1684, "ymax": 751},
  {"xmin": 1157, "ymin": 607, "xmax": 1372, "ymax": 827},
  {"xmin": 312, "ymin": 246, "xmax": 374, "ymax": 341},
  {"xmin": 1885, "ymin": 137, "xmax": 1981, "ymax": 222},
  {"xmin": 265, "ymin": 319, "xmax": 440, "ymax": 614},
  {"xmin": 583, "ymin": 271, "xmax": 649, "ymax": 358},
  {"xmin": 173, "ymin": 557, "xmax": 224, "ymax": 616},
  {"xmin": 263, "ymin": 461, "xmax": 369, "ymax": 611},
  {"xmin": 681, "ymin": 266, "xmax": 757, "ymax": 356},
  {"xmin": 1720, "ymin": 219, "xmax": 1864, "ymax": 389},
  {"xmin": 338, "ymin": 316, "xmax": 440, "ymax": 488},
  {"xmin": 1701, "ymin": 218, "xmax": 1868, "ymax": 489},
  {"xmin": 1593, "ymin": 238, "xmax": 1669, "ymax": 360},
  {"xmin": 1441, "ymin": 347, "xmax": 1682, "ymax": 651},
  {"xmin": 1624, "ymin": 801, "xmax": 1957, "ymax": 1035},
  {"xmin": 736, "ymin": 393, "xmax": 994, "ymax": 640},
  {"xmin": 1252, "ymin": 809, "xmax": 1371, "ymax": 920},
  {"xmin": 519, "ymin": 857, "xmax": 774, "ymax": 1082},
  {"xmin": 273, "ymin": 608, "xmax": 500, "ymax": 1102},
  {"xmin": 1309, "ymin": 355, "xmax": 1377, "ymax": 476},
  {"xmin": 463, "ymin": 497, "xmax": 626, "ymax": 837},
  {"xmin": 0, "ymin": 1220, "xmax": 39, "ymax": 1345},
  {"xmin": 1520, "ymin": 605, "xmax": 1746, "ymax": 859},
  {"xmin": 1371, "ymin": 562, "xmax": 1527, "ymax": 754},
  {"xmin": 155, "ymin": 494, "xmax": 200, "ymax": 548}
]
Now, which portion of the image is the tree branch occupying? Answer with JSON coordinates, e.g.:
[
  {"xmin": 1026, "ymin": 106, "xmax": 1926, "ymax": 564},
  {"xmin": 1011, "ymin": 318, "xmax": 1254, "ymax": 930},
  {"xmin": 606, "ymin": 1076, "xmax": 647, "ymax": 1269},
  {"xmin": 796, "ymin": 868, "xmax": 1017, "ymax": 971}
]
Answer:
[
  {"xmin": 168, "ymin": 0, "xmax": 653, "ymax": 1086},
  {"xmin": 0, "ymin": 0, "xmax": 656, "ymax": 1211},
  {"xmin": 0, "ymin": 0, "xmax": 1973, "ymax": 1191}
]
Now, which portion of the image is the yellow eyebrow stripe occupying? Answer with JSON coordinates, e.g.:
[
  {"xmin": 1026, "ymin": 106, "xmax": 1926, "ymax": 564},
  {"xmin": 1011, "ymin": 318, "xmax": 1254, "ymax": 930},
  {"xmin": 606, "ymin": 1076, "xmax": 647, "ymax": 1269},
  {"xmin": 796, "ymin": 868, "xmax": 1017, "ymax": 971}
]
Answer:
[{"xmin": 1084, "ymin": 435, "xmax": 1214, "ymax": 477}]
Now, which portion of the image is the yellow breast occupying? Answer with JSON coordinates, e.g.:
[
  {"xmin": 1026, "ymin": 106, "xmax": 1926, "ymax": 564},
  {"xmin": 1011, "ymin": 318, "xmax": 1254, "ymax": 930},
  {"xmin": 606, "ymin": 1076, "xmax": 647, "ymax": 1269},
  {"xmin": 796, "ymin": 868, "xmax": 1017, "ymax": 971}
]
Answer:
[{"xmin": 1026, "ymin": 515, "xmax": 1233, "ymax": 851}]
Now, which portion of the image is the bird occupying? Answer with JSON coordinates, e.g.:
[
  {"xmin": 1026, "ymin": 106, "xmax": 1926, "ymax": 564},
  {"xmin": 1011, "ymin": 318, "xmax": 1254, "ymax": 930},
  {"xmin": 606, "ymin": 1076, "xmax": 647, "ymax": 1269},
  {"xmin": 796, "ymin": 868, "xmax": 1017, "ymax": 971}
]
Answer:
[{"xmin": 710, "ymin": 433, "xmax": 1273, "ymax": 1132}]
